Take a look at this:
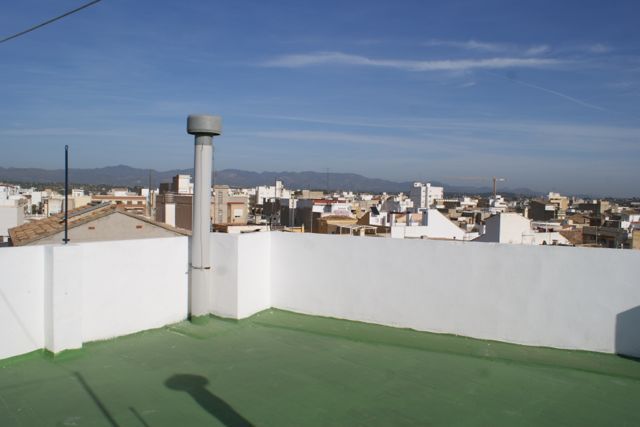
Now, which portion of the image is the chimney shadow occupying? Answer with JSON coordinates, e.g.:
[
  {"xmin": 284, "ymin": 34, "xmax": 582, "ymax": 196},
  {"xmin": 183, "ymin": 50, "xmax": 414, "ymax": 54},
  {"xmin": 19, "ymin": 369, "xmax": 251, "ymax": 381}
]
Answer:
[
  {"xmin": 615, "ymin": 305, "xmax": 640, "ymax": 361},
  {"xmin": 74, "ymin": 372, "xmax": 120, "ymax": 427},
  {"xmin": 165, "ymin": 374, "xmax": 253, "ymax": 427}
]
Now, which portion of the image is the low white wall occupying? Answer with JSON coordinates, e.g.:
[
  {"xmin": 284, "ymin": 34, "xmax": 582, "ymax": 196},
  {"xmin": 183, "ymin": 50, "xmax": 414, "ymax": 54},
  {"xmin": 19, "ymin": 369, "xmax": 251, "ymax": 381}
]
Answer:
[
  {"xmin": 81, "ymin": 237, "xmax": 189, "ymax": 342},
  {"xmin": 2, "ymin": 231, "xmax": 639, "ymax": 360},
  {"xmin": 0, "ymin": 246, "xmax": 45, "ymax": 360},
  {"xmin": 210, "ymin": 233, "xmax": 239, "ymax": 318},
  {"xmin": 45, "ymin": 245, "xmax": 83, "ymax": 353},
  {"xmin": 210, "ymin": 232, "xmax": 271, "ymax": 319},
  {"xmin": 271, "ymin": 233, "xmax": 640, "ymax": 355},
  {"xmin": 0, "ymin": 236, "xmax": 189, "ymax": 360}
]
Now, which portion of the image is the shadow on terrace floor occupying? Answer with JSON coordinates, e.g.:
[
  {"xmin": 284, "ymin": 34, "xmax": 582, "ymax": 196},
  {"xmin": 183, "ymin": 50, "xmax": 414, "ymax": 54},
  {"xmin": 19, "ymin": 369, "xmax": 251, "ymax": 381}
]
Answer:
[{"xmin": 165, "ymin": 374, "xmax": 254, "ymax": 427}]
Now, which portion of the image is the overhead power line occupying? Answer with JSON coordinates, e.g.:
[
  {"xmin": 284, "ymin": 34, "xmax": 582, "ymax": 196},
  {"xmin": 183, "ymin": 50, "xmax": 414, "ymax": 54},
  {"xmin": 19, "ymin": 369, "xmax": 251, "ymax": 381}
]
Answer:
[{"xmin": 0, "ymin": 0, "xmax": 102, "ymax": 45}]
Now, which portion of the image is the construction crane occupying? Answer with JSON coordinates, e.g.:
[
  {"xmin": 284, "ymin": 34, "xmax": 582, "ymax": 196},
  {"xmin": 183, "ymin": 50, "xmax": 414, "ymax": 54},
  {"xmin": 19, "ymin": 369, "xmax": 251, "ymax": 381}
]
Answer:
[{"xmin": 492, "ymin": 177, "xmax": 506, "ymax": 201}]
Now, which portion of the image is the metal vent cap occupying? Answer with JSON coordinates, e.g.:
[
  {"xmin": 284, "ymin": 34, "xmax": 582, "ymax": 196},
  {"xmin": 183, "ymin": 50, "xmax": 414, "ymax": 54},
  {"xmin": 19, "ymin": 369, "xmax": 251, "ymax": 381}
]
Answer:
[{"xmin": 187, "ymin": 114, "xmax": 222, "ymax": 136}]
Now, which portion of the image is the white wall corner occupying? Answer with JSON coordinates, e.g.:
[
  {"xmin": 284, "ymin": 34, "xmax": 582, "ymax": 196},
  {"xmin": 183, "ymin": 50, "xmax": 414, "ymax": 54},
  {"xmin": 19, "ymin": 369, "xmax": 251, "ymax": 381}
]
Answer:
[
  {"xmin": 210, "ymin": 233, "xmax": 240, "ymax": 318},
  {"xmin": 44, "ymin": 245, "xmax": 83, "ymax": 354},
  {"xmin": 236, "ymin": 232, "xmax": 272, "ymax": 319}
]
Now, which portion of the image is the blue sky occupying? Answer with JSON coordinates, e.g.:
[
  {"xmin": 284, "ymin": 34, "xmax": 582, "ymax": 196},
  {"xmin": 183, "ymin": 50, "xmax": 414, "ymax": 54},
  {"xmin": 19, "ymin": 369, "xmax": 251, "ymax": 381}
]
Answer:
[{"xmin": 0, "ymin": 0, "xmax": 639, "ymax": 196}]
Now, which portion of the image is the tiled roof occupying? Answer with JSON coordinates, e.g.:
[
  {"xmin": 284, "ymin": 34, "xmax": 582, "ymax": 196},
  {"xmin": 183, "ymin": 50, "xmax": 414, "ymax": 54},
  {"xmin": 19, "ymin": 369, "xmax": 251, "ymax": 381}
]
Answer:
[
  {"xmin": 118, "ymin": 210, "xmax": 191, "ymax": 236},
  {"xmin": 8, "ymin": 203, "xmax": 189, "ymax": 246},
  {"xmin": 9, "ymin": 203, "xmax": 117, "ymax": 246},
  {"xmin": 559, "ymin": 229, "xmax": 583, "ymax": 245}
]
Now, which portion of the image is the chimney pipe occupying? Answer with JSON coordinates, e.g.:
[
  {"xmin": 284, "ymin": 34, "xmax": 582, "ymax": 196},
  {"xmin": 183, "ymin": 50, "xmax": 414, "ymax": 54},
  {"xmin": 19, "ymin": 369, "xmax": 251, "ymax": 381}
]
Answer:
[{"xmin": 187, "ymin": 114, "xmax": 222, "ymax": 317}]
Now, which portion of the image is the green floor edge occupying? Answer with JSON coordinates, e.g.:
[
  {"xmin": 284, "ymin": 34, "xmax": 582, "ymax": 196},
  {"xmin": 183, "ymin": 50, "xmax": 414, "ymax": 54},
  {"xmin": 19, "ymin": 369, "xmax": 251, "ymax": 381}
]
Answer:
[{"xmin": 3, "ymin": 308, "xmax": 639, "ymax": 381}]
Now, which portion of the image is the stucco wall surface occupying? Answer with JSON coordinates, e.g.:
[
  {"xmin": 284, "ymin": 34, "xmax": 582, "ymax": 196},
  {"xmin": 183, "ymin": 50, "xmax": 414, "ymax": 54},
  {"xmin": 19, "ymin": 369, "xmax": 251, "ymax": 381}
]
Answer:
[
  {"xmin": 210, "ymin": 232, "xmax": 271, "ymax": 319},
  {"xmin": 0, "ymin": 236, "xmax": 189, "ymax": 359},
  {"xmin": 270, "ymin": 232, "xmax": 640, "ymax": 355},
  {"xmin": 0, "ymin": 246, "xmax": 45, "ymax": 359},
  {"xmin": 81, "ymin": 236, "xmax": 189, "ymax": 342}
]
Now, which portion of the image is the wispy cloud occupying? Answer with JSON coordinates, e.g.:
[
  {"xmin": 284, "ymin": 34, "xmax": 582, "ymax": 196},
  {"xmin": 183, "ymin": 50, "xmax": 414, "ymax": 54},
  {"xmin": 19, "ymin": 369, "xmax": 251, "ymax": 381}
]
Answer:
[
  {"xmin": 251, "ymin": 114, "xmax": 640, "ymax": 142},
  {"xmin": 262, "ymin": 51, "xmax": 564, "ymax": 71},
  {"xmin": 587, "ymin": 43, "xmax": 611, "ymax": 54},
  {"xmin": 425, "ymin": 40, "xmax": 551, "ymax": 57},
  {"xmin": 524, "ymin": 45, "xmax": 550, "ymax": 56},
  {"xmin": 424, "ymin": 39, "xmax": 507, "ymax": 52}
]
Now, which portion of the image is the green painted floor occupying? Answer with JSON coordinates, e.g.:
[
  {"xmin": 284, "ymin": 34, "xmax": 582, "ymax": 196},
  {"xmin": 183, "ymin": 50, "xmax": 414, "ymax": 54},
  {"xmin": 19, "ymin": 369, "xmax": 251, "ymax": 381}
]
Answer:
[{"xmin": 1, "ymin": 310, "xmax": 640, "ymax": 427}]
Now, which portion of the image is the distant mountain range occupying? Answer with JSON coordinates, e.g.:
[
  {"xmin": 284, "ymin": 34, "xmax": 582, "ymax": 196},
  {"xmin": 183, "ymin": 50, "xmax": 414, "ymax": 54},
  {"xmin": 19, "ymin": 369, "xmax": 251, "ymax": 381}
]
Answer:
[{"xmin": 0, "ymin": 165, "xmax": 541, "ymax": 196}]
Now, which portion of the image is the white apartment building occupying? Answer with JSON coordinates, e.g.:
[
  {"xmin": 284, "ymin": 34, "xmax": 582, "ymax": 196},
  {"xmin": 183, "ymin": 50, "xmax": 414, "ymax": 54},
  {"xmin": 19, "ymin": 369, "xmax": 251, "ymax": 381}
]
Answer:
[
  {"xmin": 0, "ymin": 198, "xmax": 27, "ymax": 244},
  {"xmin": 475, "ymin": 213, "xmax": 570, "ymax": 245},
  {"xmin": 255, "ymin": 180, "xmax": 291, "ymax": 205},
  {"xmin": 45, "ymin": 194, "xmax": 92, "ymax": 216},
  {"xmin": 389, "ymin": 209, "xmax": 472, "ymax": 240},
  {"xmin": 460, "ymin": 197, "xmax": 478, "ymax": 209},
  {"xmin": 109, "ymin": 188, "xmax": 130, "ymax": 197},
  {"xmin": 488, "ymin": 195, "xmax": 508, "ymax": 214},
  {"xmin": 410, "ymin": 182, "xmax": 443, "ymax": 210},
  {"xmin": 0, "ymin": 184, "xmax": 20, "ymax": 200},
  {"xmin": 174, "ymin": 174, "xmax": 193, "ymax": 194}
]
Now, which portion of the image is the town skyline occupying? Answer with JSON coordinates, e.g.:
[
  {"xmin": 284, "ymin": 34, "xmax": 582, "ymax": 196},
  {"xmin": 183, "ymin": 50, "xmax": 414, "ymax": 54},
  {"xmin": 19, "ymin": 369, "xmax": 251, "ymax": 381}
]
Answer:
[
  {"xmin": 1, "ymin": 163, "xmax": 638, "ymax": 199},
  {"xmin": 1, "ymin": 1, "xmax": 639, "ymax": 197}
]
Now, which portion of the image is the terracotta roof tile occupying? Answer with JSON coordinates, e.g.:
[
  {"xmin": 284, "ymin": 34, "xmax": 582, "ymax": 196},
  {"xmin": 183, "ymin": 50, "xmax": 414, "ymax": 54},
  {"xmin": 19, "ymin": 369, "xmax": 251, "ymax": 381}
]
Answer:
[
  {"xmin": 9, "ymin": 203, "xmax": 117, "ymax": 246},
  {"xmin": 9, "ymin": 202, "xmax": 190, "ymax": 246}
]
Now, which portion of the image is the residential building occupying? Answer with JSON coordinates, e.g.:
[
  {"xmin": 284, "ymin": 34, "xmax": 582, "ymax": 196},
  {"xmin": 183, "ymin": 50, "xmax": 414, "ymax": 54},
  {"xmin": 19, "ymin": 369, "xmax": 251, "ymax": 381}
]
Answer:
[
  {"xmin": 582, "ymin": 226, "xmax": 628, "ymax": 249},
  {"xmin": 409, "ymin": 182, "xmax": 443, "ymax": 210},
  {"xmin": 173, "ymin": 174, "xmax": 193, "ymax": 194},
  {"xmin": 488, "ymin": 194, "xmax": 508, "ymax": 214},
  {"xmin": 389, "ymin": 209, "xmax": 472, "ymax": 240},
  {"xmin": 155, "ymin": 185, "xmax": 249, "ymax": 230},
  {"xmin": 255, "ymin": 180, "xmax": 291, "ymax": 205},
  {"xmin": 91, "ymin": 190, "xmax": 147, "ymax": 213},
  {"xmin": 299, "ymin": 189, "xmax": 324, "ymax": 199},
  {"xmin": 292, "ymin": 199, "xmax": 354, "ymax": 232},
  {"xmin": 576, "ymin": 200, "xmax": 611, "ymax": 218},
  {"xmin": 632, "ymin": 229, "xmax": 640, "ymax": 250},
  {"xmin": 45, "ymin": 193, "xmax": 92, "ymax": 216},
  {"xmin": 314, "ymin": 215, "xmax": 358, "ymax": 234},
  {"xmin": 475, "ymin": 213, "xmax": 570, "ymax": 245},
  {"xmin": 528, "ymin": 199, "xmax": 557, "ymax": 221},
  {"xmin": 110, "ymin": 188, "xmax": 130, "ymax": 197},
  {"xmin": 0, "ymin": 198, "xmax": 27, "ymax": 245},
  {"xmin": 155, "ymin": 193, "xmax": 194, "ymax": 229},
  {"xmin": 547, "ymin": 192, "xmax": 569, "ymax": 217},
  {"xmin": 213, "ymin": 185, "xmax": 249, "ymax": 225}
]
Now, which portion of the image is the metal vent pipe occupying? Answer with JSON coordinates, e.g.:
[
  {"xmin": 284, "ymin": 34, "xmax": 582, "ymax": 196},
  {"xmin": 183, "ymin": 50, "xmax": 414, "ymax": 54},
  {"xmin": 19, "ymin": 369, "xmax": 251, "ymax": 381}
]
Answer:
[{"xmin": 187, "ymin": 114, "xmax": 221, "ymax": 317}]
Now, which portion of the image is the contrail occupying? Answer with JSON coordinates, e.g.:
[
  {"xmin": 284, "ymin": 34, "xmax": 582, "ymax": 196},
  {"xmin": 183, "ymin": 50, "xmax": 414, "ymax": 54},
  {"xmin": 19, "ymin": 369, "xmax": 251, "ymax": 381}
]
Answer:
[{"xmin": 484, "ymin": 71, "xmax": 607, "ymax": 112}]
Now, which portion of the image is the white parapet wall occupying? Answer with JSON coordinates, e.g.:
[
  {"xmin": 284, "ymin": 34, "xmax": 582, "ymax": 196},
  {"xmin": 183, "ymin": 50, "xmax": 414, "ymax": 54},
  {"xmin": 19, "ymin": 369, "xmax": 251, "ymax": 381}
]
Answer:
[
  {"xmin": 2, "ymin": 232, "xmax": 639, "ymax": 360},
  {"xmin": 210, "ymin": 232, "xmax": 271, "ymax": 319},
  {"xmin": 0, "ymin": 236, "xmax": 189, "ymax": 360},
  {"xmin": 0, "ymin": 246, "xmax": 46, "ymax": 360},
  {"xmin": 80, "ymin": 237, "xmax": 189, "ymax": 342},
  {"xmin": 269, "ymin": 232, "xmax": 640, "ymax": 356}
]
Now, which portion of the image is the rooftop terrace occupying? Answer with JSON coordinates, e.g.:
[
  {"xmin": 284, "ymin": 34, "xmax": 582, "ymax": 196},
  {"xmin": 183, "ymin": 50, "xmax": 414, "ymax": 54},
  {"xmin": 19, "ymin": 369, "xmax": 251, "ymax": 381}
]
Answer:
[{"xmin": 2, "ymin": 310, "xmax": 639, "ymax": 426}]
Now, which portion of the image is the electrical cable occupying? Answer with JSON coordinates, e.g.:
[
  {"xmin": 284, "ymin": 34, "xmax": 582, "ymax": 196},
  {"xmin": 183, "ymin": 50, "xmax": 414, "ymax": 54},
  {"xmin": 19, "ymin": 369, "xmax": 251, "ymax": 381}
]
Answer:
[{"xmin": 0, "ymin": 0, "xmax": 102, "ymax": 45}]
